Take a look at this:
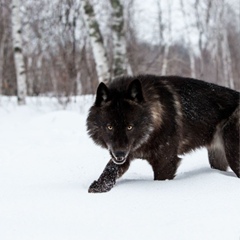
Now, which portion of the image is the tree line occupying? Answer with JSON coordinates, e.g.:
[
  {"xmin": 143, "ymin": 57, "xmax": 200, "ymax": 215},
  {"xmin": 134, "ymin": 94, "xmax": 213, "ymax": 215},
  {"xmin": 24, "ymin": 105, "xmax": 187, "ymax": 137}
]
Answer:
[{"xmin": 0, "ymin": 0, "xmax": 239, "ymax": 105}]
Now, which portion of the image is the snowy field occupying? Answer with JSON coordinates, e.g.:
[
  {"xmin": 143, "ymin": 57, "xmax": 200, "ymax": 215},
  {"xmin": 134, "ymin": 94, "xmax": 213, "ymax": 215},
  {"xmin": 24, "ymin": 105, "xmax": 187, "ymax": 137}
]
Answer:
[{"xmin": 0, "ymin": 96, "xmax": 239, "ymax": 240}]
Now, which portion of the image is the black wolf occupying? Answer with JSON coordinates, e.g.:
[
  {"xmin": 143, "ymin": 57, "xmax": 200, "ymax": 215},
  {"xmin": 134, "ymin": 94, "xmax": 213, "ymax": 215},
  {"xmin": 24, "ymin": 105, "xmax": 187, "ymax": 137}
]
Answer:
[{"xmin": 87, "ymin": 75, "xmax": 240, "ymax": 193}]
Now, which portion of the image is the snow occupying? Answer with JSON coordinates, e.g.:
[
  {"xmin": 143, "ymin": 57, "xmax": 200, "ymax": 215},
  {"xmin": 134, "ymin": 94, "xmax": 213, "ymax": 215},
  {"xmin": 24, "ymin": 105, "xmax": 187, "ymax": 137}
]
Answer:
[{"xmin": 0, "ymin": 96, "xmax": 240, "ymax": 240}]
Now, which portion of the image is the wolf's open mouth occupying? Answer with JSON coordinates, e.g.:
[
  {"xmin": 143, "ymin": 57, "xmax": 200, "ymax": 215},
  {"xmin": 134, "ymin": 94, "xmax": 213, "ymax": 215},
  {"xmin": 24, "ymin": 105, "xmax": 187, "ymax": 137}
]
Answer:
[
  {"xmin": 112, "ymin": 157, "xmax": 127, "ymax": 165},
  {"xmin": 110, "ymin": 149, "xmax": 129, "ymax": 165}
]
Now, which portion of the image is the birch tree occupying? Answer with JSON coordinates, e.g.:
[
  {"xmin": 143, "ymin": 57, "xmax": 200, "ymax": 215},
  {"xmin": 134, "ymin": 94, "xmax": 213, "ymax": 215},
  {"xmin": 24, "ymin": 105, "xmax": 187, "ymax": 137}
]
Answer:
[
  {"xmin": 0, "ymin": 4, "xmax": 7, "ymax": 96},
  {"xmin": 220, "ymin": 1, "xmax": 234, "ymax": 89},
  {"xmin": 11, "ymin": 0, "xmax": 27, "ymax": 104},
  {"xmin": 82, "ymin": 0, "xmax": 110, "ymax": 83},
  {"xmin": 209, "ymin": 1, "xmax": 234, "ymax": 88},
  {"xmin": 180, "ymin": 0, "xmax": 196, "ymax": 78},
  {"xmin": 0, "ymin": 32, "xmax": 5, "ymax": 96},
  {"xmin": 194, "ymin": 0, "xmax": 212, "ymax": 78},
  {"xmin": 158, "ymin": 0, "xmax": 172, "ymax": 75},
  {"xmin": 109, "ymin": 0, "xmax": 131, "ymax": 77}
]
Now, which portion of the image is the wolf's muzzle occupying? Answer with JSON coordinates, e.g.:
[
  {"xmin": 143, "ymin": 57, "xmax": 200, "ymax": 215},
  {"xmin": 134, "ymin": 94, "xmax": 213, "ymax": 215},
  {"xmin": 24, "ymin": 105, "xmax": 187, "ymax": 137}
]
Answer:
[{"xmin": 112, "ymin": 151, "xmax": 127, "ymax": 165}]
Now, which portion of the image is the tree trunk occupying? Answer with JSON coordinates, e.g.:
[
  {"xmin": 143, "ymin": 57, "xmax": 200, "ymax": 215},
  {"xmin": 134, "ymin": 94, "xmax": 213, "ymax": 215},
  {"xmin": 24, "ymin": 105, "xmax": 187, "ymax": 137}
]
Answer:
[
  {"xmin": 11, "ymin": 0, "xmax": 27, "ymax": 105},
  {"xmin": 27, "ymin": 56, "xmax": 33, "ymax": 96},
  {"xmin": 76, "ymin": 71, "xmax": 82, "ymax": 95},
  {"xmin": 109, "ymin": 0, "xmax": 131, "ymax": 77},
  {"xmin": 194, "ymin": 0, "xmax": 212, "ymax": 79},
  {"xmin": 82, "ymin": 0, "xmax": 110, "ymax": 83},
  {"xmin": 210, "ymin": 0, "xmax": 234, "ymax": 88},
  {"xmin": 220, "ymin": 0, "xmax": 234, "ymax": 89},
  {"xmin": 180, "ymin": 0, "xmax": 196, "ymax": 78},
  {"xmin": 160, "ymin": 0, "xmax": 172, "ymax": 76},
  {"xmin": 221, "ymin": 28, "xmax": 234, "ymax": 89},
  {"xmin": 0, "ymin": 30, "xmax": 6, "ymax": 96}
]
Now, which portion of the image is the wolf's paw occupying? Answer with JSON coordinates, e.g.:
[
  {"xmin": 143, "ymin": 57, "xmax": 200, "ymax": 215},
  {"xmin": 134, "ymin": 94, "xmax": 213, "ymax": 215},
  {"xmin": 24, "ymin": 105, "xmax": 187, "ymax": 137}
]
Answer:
[{"xmin": 88, "ymin": 180, "xmax": 113, "ymax": 193}]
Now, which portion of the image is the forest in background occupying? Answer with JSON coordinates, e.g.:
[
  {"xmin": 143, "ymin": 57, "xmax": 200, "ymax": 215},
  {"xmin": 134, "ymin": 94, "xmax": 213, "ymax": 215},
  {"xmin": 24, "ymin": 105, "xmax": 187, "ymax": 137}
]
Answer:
[{"xmin": 0, "ymin": 0, "xmax": 239, "ymax": 105}]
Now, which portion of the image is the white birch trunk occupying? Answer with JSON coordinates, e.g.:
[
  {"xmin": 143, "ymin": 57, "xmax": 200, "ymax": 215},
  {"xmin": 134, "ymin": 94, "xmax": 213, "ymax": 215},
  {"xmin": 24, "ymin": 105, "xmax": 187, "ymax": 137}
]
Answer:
[
  {"xmin": 82, "ymin": 0, "xmax": 110, "ymax": 83},
  {"xmin": 220, "ymin": 1, "xmax": 234, "ymax": 89},
  {"xmin": 76, "ymin": 71, "xmax": 82, "ymax": 95},
  {"xmin": 194, "ymin": 0, "xmax": 212, "ymax": 79},
  {"xmin": 221, "ymin": 28, "xmax": 234, "ymax": 89},
  {"xmin": 109, "ymin": 0, "xmax": 132, "ymax": 77},
  {"xmin": 161, "ymin": 46, "xmax": 170, "ymax": 76},
  {"xmin": 210, "ymin": 1, "xmax": 234, "ymax": 88},
  {"xmin": 209, "ymin": 2, "xmax": 221, "ymax": 84},
  {"xmin": 0, "ymin": 31, "xmax": 7, "ymax": 96},
  {"xmin": 11, "ymin": 0, "xmax": 27, "ymax": 105},
  {"xmin": 180, "ymin": 0, "xmax": 196, "ymax": 79},
  {"xmin": 27, "ymin": 56, "xmax": 33, "ymax": 96},
  {"xmin": 160, "ymin": 0, "xmax": 172, "ymax": 76}
]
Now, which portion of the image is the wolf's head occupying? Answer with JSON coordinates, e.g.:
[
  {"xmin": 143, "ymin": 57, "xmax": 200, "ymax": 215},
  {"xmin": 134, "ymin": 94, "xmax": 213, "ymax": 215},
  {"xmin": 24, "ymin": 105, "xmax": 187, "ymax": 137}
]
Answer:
[{"xmin": 87, "ymin": 79, "xmax": 153, "ymax": 165}]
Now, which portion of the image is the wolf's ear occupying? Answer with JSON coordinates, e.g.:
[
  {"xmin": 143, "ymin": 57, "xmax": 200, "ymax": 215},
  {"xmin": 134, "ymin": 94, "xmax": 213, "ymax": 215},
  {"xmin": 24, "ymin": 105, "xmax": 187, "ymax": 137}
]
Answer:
[
  {"xmin": 95, "ymin": 82, "xmax": 110, "ymax": 106},
  {"xmin": 126, "ymin": 79, "xmax": 144, "ymax": 103}
]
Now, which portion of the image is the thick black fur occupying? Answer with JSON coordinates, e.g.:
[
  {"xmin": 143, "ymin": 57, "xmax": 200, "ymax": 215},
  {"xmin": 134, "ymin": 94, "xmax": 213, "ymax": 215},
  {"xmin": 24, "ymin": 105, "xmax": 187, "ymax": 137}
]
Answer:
[{"xmin": 87, "ymin": 75, "xmax": 240, "ymax": 193}]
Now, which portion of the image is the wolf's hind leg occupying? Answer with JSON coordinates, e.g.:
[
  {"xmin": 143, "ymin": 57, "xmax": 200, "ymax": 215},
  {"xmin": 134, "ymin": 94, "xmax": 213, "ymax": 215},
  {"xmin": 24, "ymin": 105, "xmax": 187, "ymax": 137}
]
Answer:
[
  {"xmin": 208, "ymin": 148, "xmax": 228, "ymax": 171},
  {"xmin": 88, "ymin": 160, "xmax": 130, "ymax": 193},
  {"xmin": 208, "ymin": 125, "xmax": 229, "ymax": 171},
  {"xmin": 223, "ymin": 107, "xmax": 240, "ymax": 178}
]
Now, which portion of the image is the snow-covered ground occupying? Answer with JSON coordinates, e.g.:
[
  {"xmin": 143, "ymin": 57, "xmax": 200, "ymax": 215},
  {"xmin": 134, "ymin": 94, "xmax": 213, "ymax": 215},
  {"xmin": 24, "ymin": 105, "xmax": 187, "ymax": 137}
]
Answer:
[{"xmin": 0, "ymin": 96, "xmax": 239, "ymax": 240}]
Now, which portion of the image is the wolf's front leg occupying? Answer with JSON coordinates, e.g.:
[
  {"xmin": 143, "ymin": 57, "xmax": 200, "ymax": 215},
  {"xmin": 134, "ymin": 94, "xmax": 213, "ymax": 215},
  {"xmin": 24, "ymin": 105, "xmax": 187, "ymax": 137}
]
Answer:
[{"xmin": 88, "ymin": 160, "xmax": 130, "ymax": 193}]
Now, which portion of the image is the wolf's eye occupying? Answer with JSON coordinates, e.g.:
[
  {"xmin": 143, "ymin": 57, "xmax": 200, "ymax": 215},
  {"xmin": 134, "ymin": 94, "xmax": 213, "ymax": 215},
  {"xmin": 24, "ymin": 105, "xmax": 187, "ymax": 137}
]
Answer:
[
  {"xmin": 107, "ymin": 125, "xmax": 113, "ymax": 131},
  {"xmin": 127, "ymin": 125, "xmax": 133, "ymax": 131}
]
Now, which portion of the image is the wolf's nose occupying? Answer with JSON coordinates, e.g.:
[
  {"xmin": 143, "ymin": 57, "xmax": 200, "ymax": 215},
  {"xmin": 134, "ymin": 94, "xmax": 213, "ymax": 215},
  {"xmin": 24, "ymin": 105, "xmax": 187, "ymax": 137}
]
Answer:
[{"xmin": 114, "ymin": 151, "xmax": 126, "ymax": 161}]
